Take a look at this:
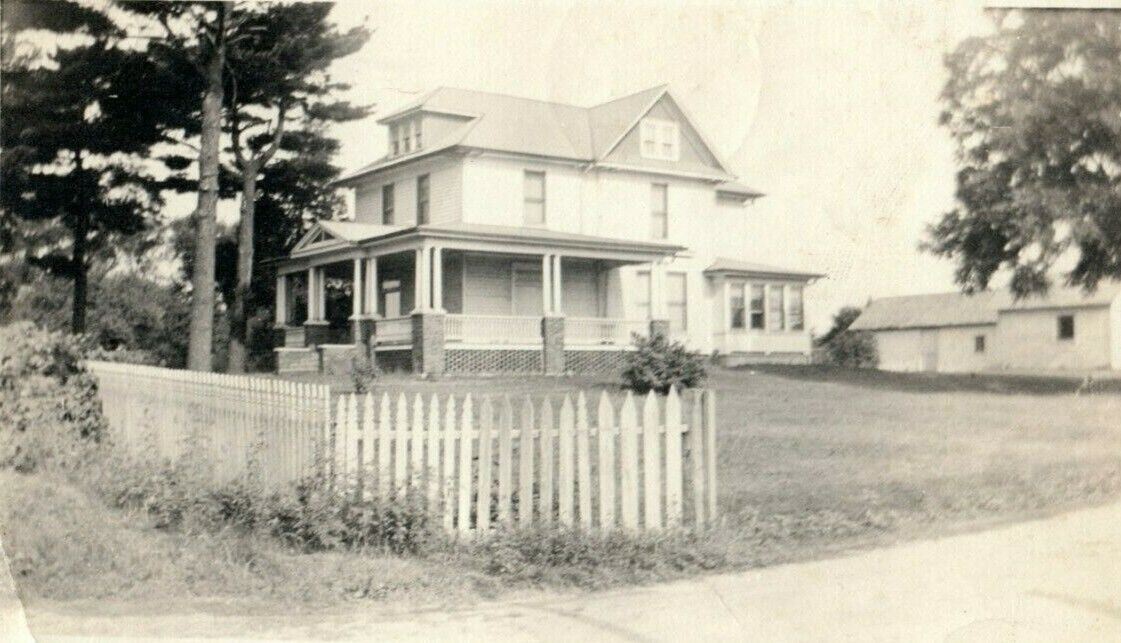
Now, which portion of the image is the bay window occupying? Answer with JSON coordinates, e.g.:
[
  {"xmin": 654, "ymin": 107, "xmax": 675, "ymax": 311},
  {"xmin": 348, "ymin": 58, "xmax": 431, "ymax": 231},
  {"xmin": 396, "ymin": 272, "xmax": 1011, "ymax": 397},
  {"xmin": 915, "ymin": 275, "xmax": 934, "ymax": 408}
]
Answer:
[
  {"xmin": 788, "ymin": 285, "xmax": 804, "ymax": 330},
  {"xmin": 750, "ymin": 284, "xmax": 766, "ymax": 329},
  {"xmin": 768, "ymin": 285, "xmax": 785, "ymax": 331}
]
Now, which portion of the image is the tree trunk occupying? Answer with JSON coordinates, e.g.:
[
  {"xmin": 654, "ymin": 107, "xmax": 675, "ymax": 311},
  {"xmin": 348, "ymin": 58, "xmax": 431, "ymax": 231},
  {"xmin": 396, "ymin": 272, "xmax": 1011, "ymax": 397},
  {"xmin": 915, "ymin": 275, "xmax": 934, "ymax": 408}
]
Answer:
[
  {"xmin": 186, "ymin": 3, "xmax": 228, "ymax": 372},
  {"xmin": 71, "ymin": 209, "xmax": 87, "ymax": 335},
  {"xmin": 226, "ymin": 163, "xmax": 258, "ymax": 373},
  {"xmin": 70, "ymin": 152, "xmax": 88, "ymax": 335}
]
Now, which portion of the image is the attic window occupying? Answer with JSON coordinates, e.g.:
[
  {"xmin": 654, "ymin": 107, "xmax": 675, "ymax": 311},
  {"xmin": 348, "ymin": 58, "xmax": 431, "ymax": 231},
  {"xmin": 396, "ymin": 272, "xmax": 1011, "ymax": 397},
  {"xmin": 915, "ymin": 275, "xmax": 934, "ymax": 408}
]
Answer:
[{"xmin": 640, "ymin": 118, "xmax": 679, "ymax": 161}]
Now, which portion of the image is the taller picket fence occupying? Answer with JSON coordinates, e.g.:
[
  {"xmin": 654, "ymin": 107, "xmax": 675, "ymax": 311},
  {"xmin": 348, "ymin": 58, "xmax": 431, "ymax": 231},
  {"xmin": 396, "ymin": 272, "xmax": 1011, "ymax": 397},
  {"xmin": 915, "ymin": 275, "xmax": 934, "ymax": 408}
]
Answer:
[{"xmin": 86, "ymin": 361, "xmax": 718, "ymax": 533}]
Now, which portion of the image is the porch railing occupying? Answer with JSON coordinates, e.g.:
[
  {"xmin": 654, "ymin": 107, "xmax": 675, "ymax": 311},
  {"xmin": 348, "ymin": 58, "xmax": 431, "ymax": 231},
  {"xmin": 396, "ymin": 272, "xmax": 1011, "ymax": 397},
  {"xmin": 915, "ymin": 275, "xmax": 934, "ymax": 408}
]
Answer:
[
  {"xmin": 566, "ymin": 317, "xmax": 648, "ymax": 346},
  {"xmin": 445, "ymin": 314, "xmax": 542, "ymax": 345},
  {"xmin": 375, "ymin": 316, "xmax": 413, "ymax": 346}
]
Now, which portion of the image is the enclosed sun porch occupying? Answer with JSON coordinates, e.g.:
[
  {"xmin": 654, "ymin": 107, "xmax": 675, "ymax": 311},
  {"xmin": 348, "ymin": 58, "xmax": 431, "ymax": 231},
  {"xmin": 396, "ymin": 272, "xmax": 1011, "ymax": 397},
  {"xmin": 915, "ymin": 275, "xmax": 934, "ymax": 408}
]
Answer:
[{"xmin": 271, "ymin": 221, "xmax": 683, "ymax": 375}]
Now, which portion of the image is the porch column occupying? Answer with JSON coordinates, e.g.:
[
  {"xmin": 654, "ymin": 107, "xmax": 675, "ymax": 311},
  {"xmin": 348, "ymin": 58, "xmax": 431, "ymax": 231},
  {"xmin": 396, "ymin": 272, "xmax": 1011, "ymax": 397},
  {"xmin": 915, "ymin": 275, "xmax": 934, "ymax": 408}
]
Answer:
[
  {"xmin": 542, "ymin": 253, "xmax": 553, "ymax": 314},
  {"xmin": 365, "ymin": 257, "xmax": 379, "ymax": 317},
  {"xmin": 306, "ymin": 267, "xmax": 316, "ymax": 321},
  {"xmin": 351, "ymin": 258, "xmax": 363, "ymax": 318},
  {"xmin": 274, "ymin": 274, "xmax": 287, "ymax": 325},
  {"xmin": 551, "ymin": 254, "xmax": 563, "ymax": 314},
  {"xmin": 413, "ymin": 247, "xmax": 429, "ymax": 313},
  {"xmin": 303, "ymin": 266, "xmax": 331, "ymax": 347},
  {"xmin": 432, "ymin": 246, "xmax": 444, "ymax": 311}
]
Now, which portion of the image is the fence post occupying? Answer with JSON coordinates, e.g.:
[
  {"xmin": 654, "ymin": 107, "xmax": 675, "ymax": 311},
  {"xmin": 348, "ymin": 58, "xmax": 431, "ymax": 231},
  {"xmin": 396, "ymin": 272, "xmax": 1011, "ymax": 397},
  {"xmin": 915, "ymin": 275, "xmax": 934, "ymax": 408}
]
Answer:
[
  {"xmin": 703, "ymin": 390, "xmax": 718, "ymax": 523},
  {"xmin": 689, "ymin": 390, "xmax": 706, "ymax": 528}
]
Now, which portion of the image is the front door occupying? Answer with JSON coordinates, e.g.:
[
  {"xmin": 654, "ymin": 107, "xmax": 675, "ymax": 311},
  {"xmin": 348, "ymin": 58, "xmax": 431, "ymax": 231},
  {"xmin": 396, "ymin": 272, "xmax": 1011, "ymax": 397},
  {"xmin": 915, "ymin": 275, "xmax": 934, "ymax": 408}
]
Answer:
[{"xmin": 512, "ymin": 263, "xmax": 543, "ymax": 316}]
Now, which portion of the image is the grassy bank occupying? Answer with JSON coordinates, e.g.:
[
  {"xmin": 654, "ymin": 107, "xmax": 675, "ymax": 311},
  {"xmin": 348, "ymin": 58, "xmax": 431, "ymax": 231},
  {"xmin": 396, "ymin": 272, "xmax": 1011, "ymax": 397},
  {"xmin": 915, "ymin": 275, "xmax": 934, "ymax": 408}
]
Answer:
[{"xmin": 5, "ymin": 366, "xmax": 1121, "ymax": 608}]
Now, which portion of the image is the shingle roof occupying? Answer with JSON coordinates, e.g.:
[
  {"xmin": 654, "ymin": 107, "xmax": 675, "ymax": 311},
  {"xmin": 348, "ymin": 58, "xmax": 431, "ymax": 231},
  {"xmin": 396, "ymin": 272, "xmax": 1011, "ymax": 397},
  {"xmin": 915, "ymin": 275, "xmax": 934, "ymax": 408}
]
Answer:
[
  {"xmin": 338, "ymin": 85, "xmax": 738, "ymax": 185},
  {"xmin": 704, "ymin": 258, "xmax": 824, "ymax": 280},
  {"xmin": 850, "ymin": 284, "xmax": 1121, "ymax": 331}
]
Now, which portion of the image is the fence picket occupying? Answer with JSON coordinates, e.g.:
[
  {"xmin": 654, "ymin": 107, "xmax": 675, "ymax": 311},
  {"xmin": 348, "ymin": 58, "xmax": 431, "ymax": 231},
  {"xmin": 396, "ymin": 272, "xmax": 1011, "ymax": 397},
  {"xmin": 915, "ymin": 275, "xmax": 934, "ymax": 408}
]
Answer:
[
  {"xmin": 334, "ymin": 396, "xmax": 347, "ymax": 482},
  {"xmin": 411, "ymin": 394, "xmax": 426, "ymax": 489},
  {"xmin": 642, "ymin": 392, "xmax": 662, "ymax": 531},
  {"xmin": 476, "ymin": 397, "xmax": 494, "ymax": 533},
  {"xmin": 538, "ymin": 397, "xmax": 554, "ymax": 525},
  {"xmin": 456, "ymin": 395, "xmax": 474, "ymax": 535},
  {"xmin": 664, "ymin": 387, "xmax": 684, "ymax": 528},
  {"xmin": 518, "ymin": 397, "xmax": 535, "ymax": 527},
  {"xmin": 346, "ymin": 393, "xmax": 359, "ymax": 481},
  {"xmin": 378, "ymin": 393, "xmax": 392, "ymax": 501},
  {"xmin": 618, "ymin": 392, "xmax": 639, "ymax": 531},
  {"xmin": 393, "ymin": 393, "xmax": 408, "ymax": 497},
  {"xmin": 575, "ymin": 392, "xmax": 592, "ymax": 530},
  {"xmin": 426, "ymin": 394, "xmax": 441, "ymax": 511},
  {"xmin": 496, "ymin": 397, "xmax": 514, "ymax": 525},
  {"xmin": 558, "ymin": 395, "xmax": 575, "ymax": 527},
  {"xmin": 441, "ymin": 396, "xmax": 457, "ymax": 533},
  {"xmin": 362, "ymin": 392, "xmax": 375, "ymax": 483},
  {"xmin": 596, "ymin": 392, "xmax": 616, "ymax": 531}
]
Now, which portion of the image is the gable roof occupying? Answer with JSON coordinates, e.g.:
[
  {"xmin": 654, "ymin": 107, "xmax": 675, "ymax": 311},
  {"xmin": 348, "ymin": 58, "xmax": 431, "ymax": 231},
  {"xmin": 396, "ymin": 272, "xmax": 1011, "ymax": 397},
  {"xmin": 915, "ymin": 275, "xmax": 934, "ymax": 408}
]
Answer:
[
  {"xmin": 850, "ymin": 283, "xmax": 1121, "ymax": 331},
  {"xmin": 338, "ymin": 85, "xmax": 739, "ymax": 186}
]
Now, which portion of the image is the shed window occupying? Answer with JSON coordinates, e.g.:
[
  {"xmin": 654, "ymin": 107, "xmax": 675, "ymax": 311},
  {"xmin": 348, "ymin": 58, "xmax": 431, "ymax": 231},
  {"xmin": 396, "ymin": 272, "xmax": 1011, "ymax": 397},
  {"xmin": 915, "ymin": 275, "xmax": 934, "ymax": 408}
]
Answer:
[
  {"xmin": 974, "ymin": 335, "xmax": 985, "ymax": 353},
  {"xmin": 1058, "ymin": 314, "xmax": 1075, "ymax": 340}
]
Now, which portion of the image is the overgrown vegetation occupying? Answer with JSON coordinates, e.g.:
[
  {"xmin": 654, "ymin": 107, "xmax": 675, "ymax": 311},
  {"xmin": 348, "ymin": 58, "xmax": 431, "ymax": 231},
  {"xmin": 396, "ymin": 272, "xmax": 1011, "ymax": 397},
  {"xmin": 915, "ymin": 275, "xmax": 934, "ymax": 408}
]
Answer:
[
  {"xmin": 821, "ymin": 329, "xmax": 878, "ymax": 368},
  {"xmin": 622, "ymin": 331, "xmax": 706, "ymax": 394},
  {"xmin": 0, "ymin": 320, "xmax": 731, "ymax": 604}
]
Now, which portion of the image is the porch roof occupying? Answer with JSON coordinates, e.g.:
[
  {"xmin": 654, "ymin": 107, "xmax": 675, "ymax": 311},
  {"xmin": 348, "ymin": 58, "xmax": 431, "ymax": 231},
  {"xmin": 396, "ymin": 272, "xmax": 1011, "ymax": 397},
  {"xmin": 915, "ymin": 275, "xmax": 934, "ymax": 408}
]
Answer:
[
  {"xmin": 705, "ymin": 258, "xmax": 825, "ymax": 281},
  {"xmin": 277, "ymin": 220, "xmax": 685, "ymax": 270}
]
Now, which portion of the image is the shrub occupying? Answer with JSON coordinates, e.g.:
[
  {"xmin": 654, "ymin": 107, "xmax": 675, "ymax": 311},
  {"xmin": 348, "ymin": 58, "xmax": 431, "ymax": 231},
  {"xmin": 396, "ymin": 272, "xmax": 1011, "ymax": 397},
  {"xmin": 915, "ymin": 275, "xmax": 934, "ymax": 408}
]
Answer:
[
  {"xmin": 350, "ymin": 354, "xmax": 380, "ymax": 393},
  {"xmin": 622, "ymin": 331, "xmax": 706, "ymax": 394},
  {"xmin": 0, "ymin": 322, "xmax": 106, "ymax": 472},
  {"xmin": 823, "ymin": 330, "xmax": 878, "ymax": 368}
]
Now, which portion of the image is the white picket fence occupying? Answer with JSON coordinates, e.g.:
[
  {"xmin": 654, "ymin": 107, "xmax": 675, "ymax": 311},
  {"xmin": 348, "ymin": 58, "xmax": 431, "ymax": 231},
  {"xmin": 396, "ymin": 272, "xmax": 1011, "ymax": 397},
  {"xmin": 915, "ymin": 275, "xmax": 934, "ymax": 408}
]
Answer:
[{"xmin": 86, "ymin": 360, "xmax": 718, "ymax": 533}]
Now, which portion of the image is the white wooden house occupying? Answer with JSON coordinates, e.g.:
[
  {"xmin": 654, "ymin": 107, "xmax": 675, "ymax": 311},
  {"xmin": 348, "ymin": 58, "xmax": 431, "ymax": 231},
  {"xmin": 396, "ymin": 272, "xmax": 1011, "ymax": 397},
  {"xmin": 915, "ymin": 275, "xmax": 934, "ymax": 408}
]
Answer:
[{"xmin": 272, "ymin": 85, "xmax": 823, "ymax": 375}]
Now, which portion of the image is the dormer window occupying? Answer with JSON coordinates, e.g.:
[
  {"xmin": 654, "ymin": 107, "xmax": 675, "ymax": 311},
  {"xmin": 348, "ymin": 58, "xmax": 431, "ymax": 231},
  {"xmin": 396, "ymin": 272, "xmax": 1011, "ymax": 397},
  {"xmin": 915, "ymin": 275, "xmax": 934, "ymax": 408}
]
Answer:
[
  {"xmin": 389, "ymin": 116, "xmax": 423, "ymax": 157},
  {"xmin": 640, "ymin": 118, "xmax": 679, "ymax": 161}
]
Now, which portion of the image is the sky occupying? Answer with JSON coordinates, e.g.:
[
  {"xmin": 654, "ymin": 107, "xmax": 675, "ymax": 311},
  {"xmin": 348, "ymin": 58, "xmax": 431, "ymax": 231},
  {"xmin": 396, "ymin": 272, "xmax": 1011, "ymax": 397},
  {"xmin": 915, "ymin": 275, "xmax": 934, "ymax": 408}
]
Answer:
[{"xmin": 201, "ymin": 0, "xmax": 995, "ymax": 333}]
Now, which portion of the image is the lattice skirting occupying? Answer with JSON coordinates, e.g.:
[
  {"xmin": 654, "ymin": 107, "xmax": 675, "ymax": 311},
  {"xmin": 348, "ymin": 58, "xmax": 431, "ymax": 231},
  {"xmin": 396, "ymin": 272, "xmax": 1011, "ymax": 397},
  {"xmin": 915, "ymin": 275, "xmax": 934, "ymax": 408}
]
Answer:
[
  {"xmin": 445, "ymin": 349, "xmax": 544, "ymax": 374},
  {"xmin": 374, "ymin": 349, "xmax": 413, "ymax": 374},
  {"xmin": 564, "ymin": 350, "xmax": 631, "ymax": 376}
]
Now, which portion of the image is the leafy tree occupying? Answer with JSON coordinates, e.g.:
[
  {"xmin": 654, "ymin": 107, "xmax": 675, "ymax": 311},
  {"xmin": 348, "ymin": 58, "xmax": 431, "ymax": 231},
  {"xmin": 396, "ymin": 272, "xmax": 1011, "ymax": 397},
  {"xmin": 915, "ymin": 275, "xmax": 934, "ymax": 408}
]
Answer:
[
  {"xmin": 222, "ymin": 3, "xmax": 369, "ymax": 372},
  {"xmin": 815, "ymin": 306, "xmax": 863, "ymax": 346},
  {"xmin": 1, "ymin": 0, "xmax": 168, "ymax": 333},
  {"xmin": 926, "ymin": 10, "xmax": 1121, "ymax": 296}
]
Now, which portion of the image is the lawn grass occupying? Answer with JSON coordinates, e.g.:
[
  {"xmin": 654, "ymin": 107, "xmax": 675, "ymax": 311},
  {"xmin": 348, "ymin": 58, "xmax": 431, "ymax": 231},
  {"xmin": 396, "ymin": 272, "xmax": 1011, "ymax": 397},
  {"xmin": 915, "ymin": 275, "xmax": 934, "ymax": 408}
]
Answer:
[{"xmin": 6, "ymin": 366, "xmax": 1121, "ymax": 608}]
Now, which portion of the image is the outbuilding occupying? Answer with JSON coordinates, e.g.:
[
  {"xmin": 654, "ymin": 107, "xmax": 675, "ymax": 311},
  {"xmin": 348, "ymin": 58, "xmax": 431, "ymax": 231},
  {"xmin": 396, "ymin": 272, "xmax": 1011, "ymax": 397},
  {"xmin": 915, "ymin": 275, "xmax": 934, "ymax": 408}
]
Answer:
[{"xmin": 850, "ymin": 284, "xmax": 1121, "ymax": 373}]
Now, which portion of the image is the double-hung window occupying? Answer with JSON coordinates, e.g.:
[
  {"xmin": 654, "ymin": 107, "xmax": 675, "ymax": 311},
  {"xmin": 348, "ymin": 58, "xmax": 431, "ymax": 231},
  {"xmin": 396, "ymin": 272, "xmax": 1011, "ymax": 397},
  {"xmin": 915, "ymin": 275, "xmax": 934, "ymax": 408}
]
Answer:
[
  {"xmin": 639, "ymin": 118, "xmax": 680, "ymax": 161},
  {"xmin": 416, "ymin": 174, "xmax": 429, "ymax": 225},
  {"xmin": 1058, "ymin": 314, "xmax": 1075, "ymax": 340},
  {"xmin": 650, "ymin": 183, "xmax": 668, "ymax": 239},
  {"xmin": 389, "ymin": 124, "xmax": 400, "ymax": 156},
  {"xmin": 729, "ymin": 285, "xmax": 746, "ymax": 330},
  {"xmin": 381, "ymin": 184, "xmax": 395, "ymax": 224},
  {"xmin": 768, "ymin": 285, "xmax": 785, "ymax": 331},
  {"xmin": 787, "ymin": 285, "xmax": 804, "ymax": 331},
  {"xmin": 666, "ymin": 272, "xmax": 687, "ymax": 332},
  {"xmin": 635, "ymin": 271, "xmax": 652, "ymax": 320},
  {"xmin": 524, "ymin": 171, "xmax": 545, "ymax": 226},
  {"xmin": 749, "ymin": 284, "xmax": 766, "ymax": 329}
]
